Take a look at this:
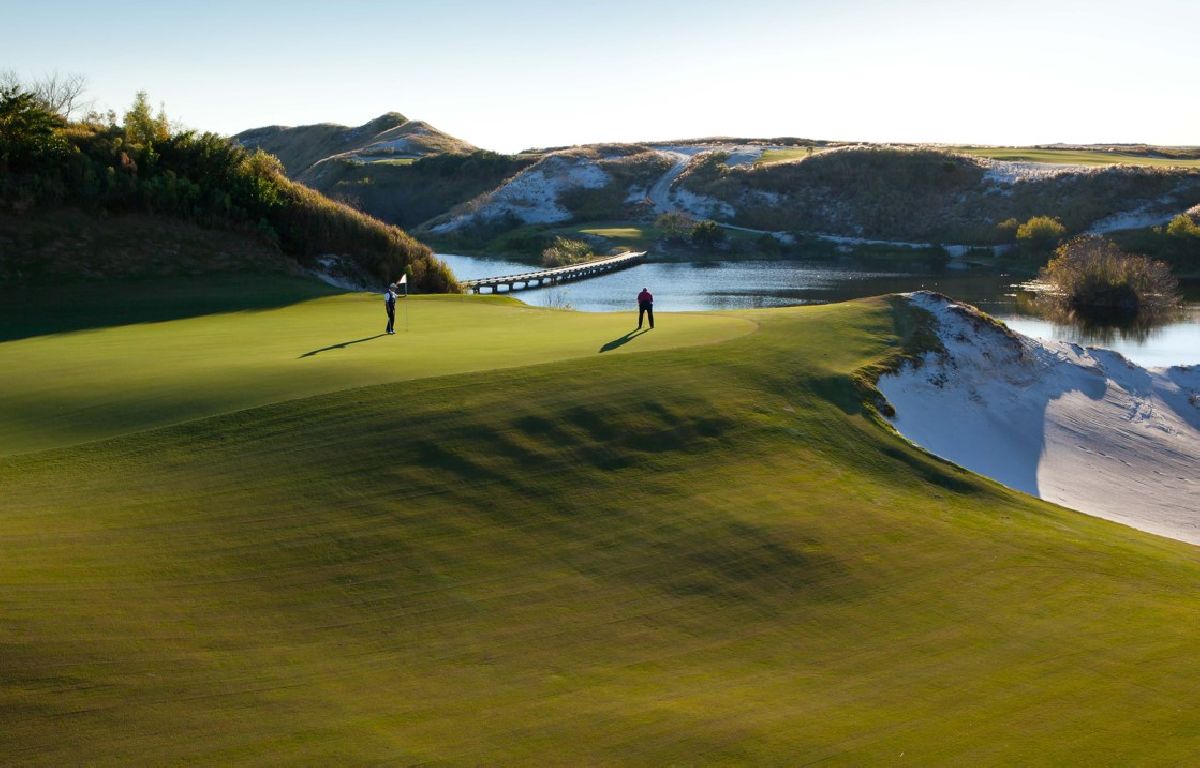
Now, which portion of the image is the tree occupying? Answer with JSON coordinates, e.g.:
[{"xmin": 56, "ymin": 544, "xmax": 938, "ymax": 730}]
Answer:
[
  {"xmin": 124, "ymin": 91, "xmax": 158, "ymax": 147},
  {"xmin": 154, "ymin": 102, "xmax": 171, "ymax": 143},
  {"xmin": 32, "ymin": 71, "xmax": 89, "ymax": 120},
  {"xmin": 690, "ymin": 219, "xmax": 725, "ymax": 248},
  {"xmin": 994, "ymin": 217, "xmax": 1019, "ymax": 244},
  {"xmin": 655, "ymin": 211, "xmax": 693, "ymax": 242},
  {"xmin": 1166, "ymin": 213, "xmax": 1200, "ymax": 239},
  {"xmin": 0, "ymin": 86, "xmax": 69, "ymax": 173}
]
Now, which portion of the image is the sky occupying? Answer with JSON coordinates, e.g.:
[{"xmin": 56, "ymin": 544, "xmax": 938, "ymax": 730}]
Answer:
[{"xmin": 4, "ymin": 0, "xmax": 1198, "ymax": 153}]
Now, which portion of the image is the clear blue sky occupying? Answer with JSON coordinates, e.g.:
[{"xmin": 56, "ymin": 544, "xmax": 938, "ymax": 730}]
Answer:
[{"xmin": 5, "ymin": 0, "xmax": 1198, "ymax": 152}]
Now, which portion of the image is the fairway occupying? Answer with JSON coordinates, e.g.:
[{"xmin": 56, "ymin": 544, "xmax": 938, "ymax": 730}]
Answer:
[
  {"xmin": 575, "ymin": 225, "xmax": 651, "ymax": 241},
  {"xmin": 3, "ymin": 284, "xmax": 1200, "ymax": 765},
  {"xmin": 954, "ymin": 146, "xmax": 1200, "ymax": 168},
  {"xmin": 756, "ymin": 146, "xmax": 824, "ymax": 165},
  {"xmin": 564, "ymin": 221, "xmax": 661, "ymax": 250}
]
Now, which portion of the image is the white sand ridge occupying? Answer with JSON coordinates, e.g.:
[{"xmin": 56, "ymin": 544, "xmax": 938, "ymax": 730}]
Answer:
[{"xmin": 878, "ymin": 292, "xmax": 1200, "ymax": 544}]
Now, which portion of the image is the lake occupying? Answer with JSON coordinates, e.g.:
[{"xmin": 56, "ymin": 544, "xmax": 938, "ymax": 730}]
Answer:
[{"xmin": 436, "ymin": 253, "xmax": 1200, "ymax": 368}]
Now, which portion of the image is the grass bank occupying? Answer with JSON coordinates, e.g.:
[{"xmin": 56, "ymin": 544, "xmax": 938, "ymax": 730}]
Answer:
[{"xmin": 2, "ymin": 289, "xmax": 1199, "ymax": 764}]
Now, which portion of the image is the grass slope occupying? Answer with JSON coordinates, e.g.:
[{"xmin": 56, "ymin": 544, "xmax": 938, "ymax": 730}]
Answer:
[
  {"xmin": 757, "ymin": 146, "xmax": 825, "ymax": 165},
  {"xmin": 955, "ymin": 146, "xmax": 1200, "ymax": 168},
  {"xmin": 235, "ymin": 113, "xmax": 477, "ymax": 179},
  {"xmin": 2, "ymin": 293, "xmax": 1199, "ymax": 765},
  {"xmin": 0, "ymin": 283, "xmax": 752, "ymax": 455}
]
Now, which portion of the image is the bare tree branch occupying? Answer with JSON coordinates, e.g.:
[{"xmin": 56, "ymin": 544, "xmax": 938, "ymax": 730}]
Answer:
[
  {"xmin": 32, "ymin": 70, "xmax": 91, "ymax": 120},
  {"xmin": 0, "ymin": 69, "xmax": 21, "ymax": 92}
]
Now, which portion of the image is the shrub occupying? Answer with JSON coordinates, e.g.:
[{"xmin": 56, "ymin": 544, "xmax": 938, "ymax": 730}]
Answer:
[
  {"xmin": 1039, "ymin": 236, "xmax": 1178, "ymax": 314},
  {"xmin": 690, "ymin": 219, "xmax": 724, "ymax": 248},
  {"xmin": 1166, "ymin": 213, "xmax": 1200, "ymax": 239},
  {"xmin": 0, "ymin": 89, "xmax": 455, "ymax": 291},
  {"xmin": 1016, "ymin": 215, "xmax": 1066, "ymax": 252},
  {"xmin": 541, "ymin": 236, "xmax": 593, "ymax": 267},
  {"xmin": 655, "ymin": 211, "xmax": 693, "ymax": 242},
  {"xmin": 995, "ymin": 217, "xmax": 1019, "ymax": 244}
]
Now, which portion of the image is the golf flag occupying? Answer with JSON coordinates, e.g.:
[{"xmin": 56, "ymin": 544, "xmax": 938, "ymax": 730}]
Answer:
[{"xmin": 399, "ymin": 272, "xmax": 409, "ymax": 331}]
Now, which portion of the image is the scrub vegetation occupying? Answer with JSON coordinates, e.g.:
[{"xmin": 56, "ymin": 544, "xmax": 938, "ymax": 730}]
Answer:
[
  {"xmin": 1039, "ymin": 235, "xmax": 1179, "ymax": 315},
  {"xmin": 0, "ymin": 86, "xmax": 453, "ymax": 289},
  {"xmin": 681, "ymin": 146, "xmax": 1200, "ymax": 246},
  {"xmin": 540, "ymin": 235, "xmax": 596, "ymax": 267},
  {"xmin": 954, "ymin": 145, "xmax": 1200, "ymax": 168},
  {"xmin": 1110, "ymin": 209, "xmax": 1200, "ymax": 274}
]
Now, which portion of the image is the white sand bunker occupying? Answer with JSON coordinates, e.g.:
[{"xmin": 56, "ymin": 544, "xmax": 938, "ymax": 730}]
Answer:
[{"xmin": 879, "ymin": 292, "xmax": 1200, "ymax": 544}]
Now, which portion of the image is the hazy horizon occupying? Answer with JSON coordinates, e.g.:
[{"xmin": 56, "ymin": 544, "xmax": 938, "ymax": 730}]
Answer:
[{"xmin": 6, "ymin": 0, "xmax": 1198, "ymax": 153}]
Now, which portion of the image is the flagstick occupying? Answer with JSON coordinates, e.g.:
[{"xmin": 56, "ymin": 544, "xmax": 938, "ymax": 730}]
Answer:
[{"xmin": 403, "ymin": 278, "xmax": 409, "ymax": 332}]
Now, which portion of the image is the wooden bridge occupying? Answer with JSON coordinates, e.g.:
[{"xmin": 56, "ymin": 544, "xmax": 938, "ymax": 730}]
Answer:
[{"xmin": 462, "ymin": 251, "xmax": 646, "ymax": 294}]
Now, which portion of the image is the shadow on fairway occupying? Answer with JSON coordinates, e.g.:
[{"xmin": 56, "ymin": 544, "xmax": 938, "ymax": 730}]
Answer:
[
  {"xmin": 599, "ymin": 328, "xmax": 649, "ymax": 353},
  {"xmin": 0, "ymin": 276, "xmax": 340, "ymax": 343},
  {"xmin": 300, "ymin": 334, "xmax": 388, "ymax": 358}
]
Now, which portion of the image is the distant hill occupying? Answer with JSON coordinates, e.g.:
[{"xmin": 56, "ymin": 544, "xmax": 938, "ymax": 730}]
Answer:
[
  {"xmin": 235, "ymin": 113, "xmax": 479, "ymax": 185},
  {"xmin": 234, "ymin": 113, "xmax": 513, "ymax": 230},
  {"xmin": 229, "ymin": 109, "xmax": 1200, "ymax": 265},
  {"xmin": 422, "ymin": 141, "xmax": 1200, "ymax": 260}
]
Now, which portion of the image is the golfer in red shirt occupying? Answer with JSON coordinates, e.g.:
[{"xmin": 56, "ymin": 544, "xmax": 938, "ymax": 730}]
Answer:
[{"xmin": 637, "ymin": 288, "xmax": 654, "ymax": 329}]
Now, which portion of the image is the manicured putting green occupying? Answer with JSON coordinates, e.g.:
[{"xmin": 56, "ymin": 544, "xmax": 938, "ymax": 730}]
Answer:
[{"xmin": 0, "ymin": 290, "xmax": 753, "ymax": 455}]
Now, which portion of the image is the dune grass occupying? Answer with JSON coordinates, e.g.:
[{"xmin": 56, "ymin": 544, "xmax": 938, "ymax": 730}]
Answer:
[
  {"xmin": 954, "ymin": 146, "xmax": 1200, "ymax": 168},
  {"xmin": 3, "ymin": 290, "xmax": 1200, "ymax": 765}
]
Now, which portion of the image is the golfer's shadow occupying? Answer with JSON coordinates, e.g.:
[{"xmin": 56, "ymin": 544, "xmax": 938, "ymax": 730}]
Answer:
[
  {"xmin": 599, "ymin": 328, "xmax": 649, "ymax": 353},
  {"xmin": 299, "ymin": 334, "xmax": 387, "ymax": 358}
]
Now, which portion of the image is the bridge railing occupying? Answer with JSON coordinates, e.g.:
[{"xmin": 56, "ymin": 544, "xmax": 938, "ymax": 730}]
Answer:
[{"xmin": 462, "ymin": 251, "xmax": 645, "ymax": 289}]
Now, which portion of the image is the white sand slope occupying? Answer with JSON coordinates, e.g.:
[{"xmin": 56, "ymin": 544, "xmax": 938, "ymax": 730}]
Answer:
[{"xmin": 878, "ymin": 293, "xmax": 1200, "ymax": 544}]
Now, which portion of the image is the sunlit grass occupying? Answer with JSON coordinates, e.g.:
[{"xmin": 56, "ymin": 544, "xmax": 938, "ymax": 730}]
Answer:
[
  {"xmin": 955, "ymin": 146, "xmax": 1200, "ymax": 168},
  {"xmin": 3, "ymin": 290, "xmax": 1200, "ymax": 764},
  {"xmin": 756, "ymin": 146, "xmax": 824, "ymax": 165}
]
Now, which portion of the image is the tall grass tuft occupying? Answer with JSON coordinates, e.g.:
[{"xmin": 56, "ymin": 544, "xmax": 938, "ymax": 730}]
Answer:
[{"xmin": 541, "ymin": 236, "xmax": 593, "ymax": 267}]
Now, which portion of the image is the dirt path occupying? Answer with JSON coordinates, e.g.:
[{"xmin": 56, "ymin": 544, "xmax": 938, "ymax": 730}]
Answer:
[{"xmin": 646, "ymin": 149, "xmax": 700, "ymax": 214}]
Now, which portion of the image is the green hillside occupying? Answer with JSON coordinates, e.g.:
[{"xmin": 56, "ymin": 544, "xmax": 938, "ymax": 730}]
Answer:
[
  {"xmin": 3, "ymin": 287, "xmax": 1199, "ymax": 765},
  {"xmin": 0, "ymin": 90, "xmax": 453, "ymax": 290},
  {"xmin": 235, "ymin": 113, "xmax": 479, "ymax": 180}
]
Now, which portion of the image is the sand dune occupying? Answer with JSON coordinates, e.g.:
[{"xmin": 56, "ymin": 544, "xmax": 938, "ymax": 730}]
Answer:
[{"xmin": 879, "ymin": 292, "xmax": 1200, "ymax": 544}]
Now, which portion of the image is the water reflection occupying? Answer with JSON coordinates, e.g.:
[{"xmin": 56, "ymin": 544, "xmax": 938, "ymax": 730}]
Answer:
[
  {"xmin": 436, "ymin": 253, "xmax": 1200, "ymax": 367},
  {"xmin": 1031, "ymin": 304, "xmax": 1185, "ymax": 344}
]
